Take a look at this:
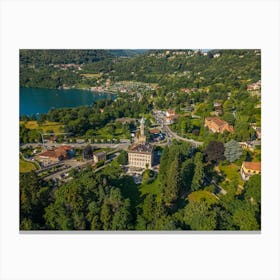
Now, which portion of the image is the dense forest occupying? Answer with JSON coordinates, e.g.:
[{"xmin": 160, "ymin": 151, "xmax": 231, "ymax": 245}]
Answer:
[{"xmin": 20, "ymin": 141, "xmax": 261, "ymax": 230}]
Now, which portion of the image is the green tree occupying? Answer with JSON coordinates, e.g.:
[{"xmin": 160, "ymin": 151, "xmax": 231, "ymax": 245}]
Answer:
[
  {"xmin": 100, "ymin": 200, "xmax": 112, "ymax": 230},
  {"xmin": 142, "ymin": 194, "xmax": 156, "ymax": 222},
  {"xmin": 234, "ymin": 122, "xmax": 251, "ymax": 141},
  {"xmin": 181, "ymin": 158, "xmax": 195, "ymax": 193},
  {"xmin": 117, "ymin": 150, "xmax": 128, "ymax": 165},
  {"xmin": 222, "ymin": 112, "xmax": 235, "ymax": 125},
  {"xmin": 224, "ymin": 139, "xmax": 242, "ymax": 163},
  {"xmin": 204, "ymin": 141, "xmax": 225, "ymax": 164},
  {"xmin": 111, "ymin": 199, "xmax": 132, "ymax": 230},
  {"xmin": 180, "ymin": 201, "xmax": 217, "ymax": 230},
  {"xmin": 20, "ymin": 172, "xmax": 51, "ymax": 230},
  {"xmin": 244, "ymin": 175, "xmax": 261, "ymax": 205},
  {"xmin": 191, "ymin": 152, "xmax": 204, "ymax": 191},
  {"xmin": 233, "ymin": 206, "xmax": 259, "ymax": 230},
  {"xmin": 165, "ymin": 158, "xmax": 181, "ymax": 204}
]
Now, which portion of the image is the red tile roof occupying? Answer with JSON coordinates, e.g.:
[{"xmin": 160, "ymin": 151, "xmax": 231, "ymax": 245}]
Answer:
[
  {"xmin": 149, "ymin": 129, "xmax": 161, "ymax": 134},
  {"xmin": 243, "ymin": 162, "xmax": 261, "ymax": 172}
]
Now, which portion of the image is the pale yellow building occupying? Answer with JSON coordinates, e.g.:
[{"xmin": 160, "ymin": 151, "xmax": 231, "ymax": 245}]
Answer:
[
  {"xmin": 240, "ymin": 161, "xmax": 261, "ymax": 181},
  {"xmin": 128, "ymin": 143, "xmax": 153, "ymax": 169}
]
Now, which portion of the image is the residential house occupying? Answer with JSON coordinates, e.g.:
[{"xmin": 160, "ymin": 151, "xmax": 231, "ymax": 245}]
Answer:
[
  {"xmin": 240, "ymin": 161, "xmax": 261, "ymax": 181},
  {"xmin": 204, "ymin": 117, "xmax": 234, "ymax": 134},
  {"xmin": 239, "ymin": 141, "xmax": 254, "ymax": 152}
]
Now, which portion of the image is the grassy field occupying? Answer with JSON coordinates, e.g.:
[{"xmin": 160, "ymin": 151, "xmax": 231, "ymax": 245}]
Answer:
[
  {"xmin": 75, "ymin": 83, "xmax": 91, "ymax": 89},
  {"xmin": 188, "ymin": 190, "xmax": 218, "ymax": 206},
  {"xmin": 219, "ymin": 163, "xmax": 244, "ymax": 186},
  {"xmin": 20, "ymin": 121, "xmax": 64, "ymax": 133},
  {"xmin": 92, "ymin": 126, "xmax": 127, "ymax": 140},
  {"xmin": 20, "ymin": 159, "xmax": 37, "ymax": 173}
]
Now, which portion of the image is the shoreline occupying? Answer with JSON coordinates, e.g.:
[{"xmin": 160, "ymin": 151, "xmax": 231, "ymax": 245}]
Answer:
[
  {"xmin": 20, "ymin": 87, "xmax": 118, "ymax": 117},
  {"xmin": 20, "ymin": 86, "xmax": 117, "ymax": 96}
]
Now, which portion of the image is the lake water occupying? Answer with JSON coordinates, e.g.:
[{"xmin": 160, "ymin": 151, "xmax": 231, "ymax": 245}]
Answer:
[{"xmin": 20, "ymin": 87, "xmax": 116, "ymax": 116}]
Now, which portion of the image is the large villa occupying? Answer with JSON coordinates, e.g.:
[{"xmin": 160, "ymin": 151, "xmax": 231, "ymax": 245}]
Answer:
[{"xmin": 204, "ymin": 117, "xmax": 234, "ymax": 134}]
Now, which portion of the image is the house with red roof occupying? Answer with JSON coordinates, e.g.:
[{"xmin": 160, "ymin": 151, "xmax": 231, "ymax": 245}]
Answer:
[
  {"xmin": 204, "ymin": 117, "xmax": 234, "ymax": 134},
  {"xmin": 240, "ymin": 161, "xmax": 261, "ymax": 181}
]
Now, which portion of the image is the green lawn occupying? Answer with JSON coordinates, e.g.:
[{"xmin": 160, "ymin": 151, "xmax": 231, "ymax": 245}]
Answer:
[
  {"xmin": 20, "ymin": 159, "xmax": 37, "ymax": 173},
  {"xmin": 75, "ymin": 83, "xmax": 91, "ymax": 89},
  {"xmin": 219, "ymin": 163, "xmax": 244, "ymax": 186},
  {"xmin": 92, "ymin": 126, "xmax": 127, "ymax": 140},
  {"xmin": 187, "ymin": 190, "xmax": 218, "ymax": 206},
  {"xmin": 139, "ymin": 177, "xmax": 160, "ymax": 196}
]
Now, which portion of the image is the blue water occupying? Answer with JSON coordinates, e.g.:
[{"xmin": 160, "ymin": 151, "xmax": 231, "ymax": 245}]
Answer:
[{"xmin": 20, "ymin": 87, "xmax": 116, "ymax": 116}]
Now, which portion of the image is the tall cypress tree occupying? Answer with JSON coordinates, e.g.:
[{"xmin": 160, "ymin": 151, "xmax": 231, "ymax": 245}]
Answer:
[
  {"xmin": 165, "ymin": 158, "xmax": 181, "ymax": 204},
  {"xmin": 191, "ymin": 152, "xmax": 204, "ymax": 191}
]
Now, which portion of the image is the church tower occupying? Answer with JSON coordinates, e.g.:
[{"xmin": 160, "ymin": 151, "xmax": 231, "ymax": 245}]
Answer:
[{"xmin": 138, "ymin": 117, "xmax": 146, "ymax": 143}]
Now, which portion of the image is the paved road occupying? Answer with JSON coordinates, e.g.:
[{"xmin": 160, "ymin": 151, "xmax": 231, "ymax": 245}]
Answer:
[
  {"xmin": 42, "ymin": 149, "xmax": 120, "ymax": 181},
  {"xmin": 21, "ymin": 142, "xmax": 130, "ymax": 151},
  {"xmin": 153, "ymin": 110, "xmax": 203, "ymax": 147},
  {"xmin": 43, "ymin": 159, "xmax": 94, "ymax": 180}
]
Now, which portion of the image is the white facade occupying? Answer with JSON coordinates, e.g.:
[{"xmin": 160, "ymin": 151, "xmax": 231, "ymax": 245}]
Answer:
[{"xmin": 128, "ymin": 152, "xmax": 153, "ymax": 169}]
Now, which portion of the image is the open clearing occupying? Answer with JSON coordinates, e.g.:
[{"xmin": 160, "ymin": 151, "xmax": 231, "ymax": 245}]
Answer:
[
  {"xmin": 80, "ymin": 73, "xmax": 101, "ymax": 78},
  {"xmin": 20, "ymin": 121, "xmax": 64, "ymax": 134},
  {"xmin": 20, "ymin": 159, "xmax": 37, "ymax": 173}
]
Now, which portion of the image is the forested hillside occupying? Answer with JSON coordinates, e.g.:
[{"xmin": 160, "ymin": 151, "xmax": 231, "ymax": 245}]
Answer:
[{"xmin": 20, "ymin": 49, "xmax": 261, "ymax": 90}]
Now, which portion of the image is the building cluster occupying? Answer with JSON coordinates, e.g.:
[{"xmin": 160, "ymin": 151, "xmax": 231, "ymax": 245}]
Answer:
[
  {"xmin": 149, "ymin": 128, "xmax": 164, "ymax": 142},
  {"xmin": 90, "ymin": 81, "xmax": 156, "ymax": 94},
  {"xmin": 180, "ymin": 88, "xmax": 198, "ymax": 94},
  {"xmin": 128, "ymin": 118, "xmax": 153, "ymax": 169},
  {"xmin": 37, "ymin": 145, "xmax": 73, "ymax": 165},
  {"xmin": 165, "ymin": 109, "xmax": 178, "ymax": 124},
  {"xmin": 204, "ymin": 117, "xmax": 234, "ymax": 134},
  {"xmin": 53, "ymin": 64, "xmax": 82, "ymax": 71}
]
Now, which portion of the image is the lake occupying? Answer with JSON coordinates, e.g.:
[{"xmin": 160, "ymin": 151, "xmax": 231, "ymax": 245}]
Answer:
[{"xmin": 20, "ymin": 87, "xmax": 116, "ymax": 116}]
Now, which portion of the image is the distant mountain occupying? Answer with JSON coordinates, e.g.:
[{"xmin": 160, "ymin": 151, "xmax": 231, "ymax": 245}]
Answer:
[{"xmin": 20, "ymin": 49, "xmax": 113, "ymax": 66}]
